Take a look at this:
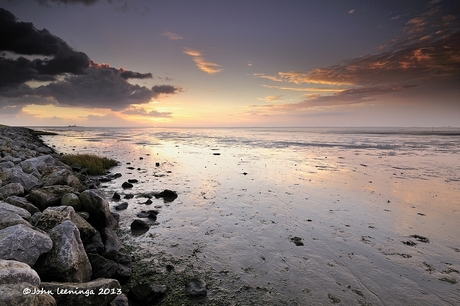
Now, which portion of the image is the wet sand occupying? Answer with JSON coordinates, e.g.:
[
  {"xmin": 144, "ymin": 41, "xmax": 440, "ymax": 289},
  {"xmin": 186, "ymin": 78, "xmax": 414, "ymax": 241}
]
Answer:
[{"xmin": 42, "ymin": 127, "xmax": 460, "ymax": 305}]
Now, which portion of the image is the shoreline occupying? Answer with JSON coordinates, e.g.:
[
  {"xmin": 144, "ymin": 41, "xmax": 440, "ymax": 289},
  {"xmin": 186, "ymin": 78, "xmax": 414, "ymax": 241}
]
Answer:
[{"xmin": 0, "ymin": 126, "xmax": 131, "ymax": 305}]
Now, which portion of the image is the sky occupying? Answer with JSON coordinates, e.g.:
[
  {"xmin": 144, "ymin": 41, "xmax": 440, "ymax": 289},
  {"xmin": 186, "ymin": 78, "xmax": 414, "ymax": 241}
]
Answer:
[{"xmin": 0, "ymin": 0, "xmax": 459, "ymax": 127}]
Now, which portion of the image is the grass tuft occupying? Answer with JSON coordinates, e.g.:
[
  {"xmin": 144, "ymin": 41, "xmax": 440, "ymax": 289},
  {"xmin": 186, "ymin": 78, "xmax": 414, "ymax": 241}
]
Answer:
[{"xmin": 61, "ymin": 153, "xmax": 118, "ymax": 175}]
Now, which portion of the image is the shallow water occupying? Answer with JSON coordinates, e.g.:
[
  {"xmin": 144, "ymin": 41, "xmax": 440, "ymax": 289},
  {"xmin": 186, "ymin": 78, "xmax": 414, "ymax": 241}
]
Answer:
[{"xmin": 41, "ymin": 127, "xmax": 460, "ymax": 305}]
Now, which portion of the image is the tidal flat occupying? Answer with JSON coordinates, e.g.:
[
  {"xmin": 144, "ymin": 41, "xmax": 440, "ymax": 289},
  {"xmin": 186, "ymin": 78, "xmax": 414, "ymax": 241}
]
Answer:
[{"xmin": 42, "ymin": 127, "xmax": 460, "ymax": 305}]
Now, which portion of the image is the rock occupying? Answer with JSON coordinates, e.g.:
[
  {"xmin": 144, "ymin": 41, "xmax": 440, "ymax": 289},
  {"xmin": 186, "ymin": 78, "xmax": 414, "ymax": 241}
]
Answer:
[
  {"xmin": 136, "ymin": 210, "xmax": 159, "ymax": 221},
  {"xmin": 0, "ymin": 283, "xmax": 56, "ymax": 306},
  {"xmin": 100, "ymin": 227, "xmax": 122, "ymax": 256},
  {"xmin": 0, "ymin": 259, "xmax": 40, "ymax": 286},
  {"xmin": 155, "ymin": 189, "xmax": 178, "ymax": 202},
  {"xmin": 84, "ymin": 231, "xmax": 105, "ymax": 255},
  {"xmin": 87, "ymin": 254, "xmax": 119, "ymax": 279},
  {"xmin": 5, "ymin": 196, "xmax": 40, "ymax": 215},
  {"xmin": 114, "ymin": 202, "xmax": 128, "ymax": 210},
  {"xmin": 145, "ymin": 199, "xmax": 152, "ymax": 205},
  {"xmin": 0, "ymin": 183, "xmax": 24, "ymax": 200},
  {"xmin": 0, "ymin": 224, "xmax": 52, "ymax": 266},
  {"xmin": 128, "ymin": 283, "xmax": 167, "ymax": 305},
  {"xmin": 2, "ymin": 168, "xmax": 42, "ymax": 193},
  {"xmin": 19, "ymin": 155, "xmax": 55, "ymax": 176},
  {"xmin": 60, "ymin": 192, "xmax": 82, "ymax": 210},
  {"xmin": 0, "ymin": 200, "xmax": 31, "ymax": 219},
  {"xmin": 123, "ymin": 194, "xmax": 134, "ymax": 199},
  {"xmin": 34, "ymin": 206, "xmax": 97, "ymax": 243},
  {"xmin": 41, "ymin": 278, "xmax": 121, "ymax": 306},
  {"xmin": 79, "ymin": 189, "xmax": 117, "ymax": 230},
  {"xmin": 29, "ymin": 212, "xmax": 42, "ymax": 226},
  {"xmin": 186, "ymin": 278, "xmax": 207, "ymax": 296},
  {"xmin": 34, "ymin": 220, "xmax": 92, "ymax": 283},
  {"xmin": 112, "ymin": 192, "xmax": 121, "ymax": 200},
  {"xmin": 105, "ymin": 252, "xmax": 132, "ymax": 280},
  {"xmin": 121, "ymin": 182, "xmax": 133, "ymax": 189},
  {"xmin": 28, "ymin": 185, "xmax": 76, "ymax": 211},
  {"xmin": 127, "ymin": 179, "xmax": 138, "ymax": 183},
  {"xmin": 110, "ymin": 294, "xmax": 128, "ymax": 306},
  {"xmin": 131, "ymin": 219, "xmax": 150, "ymax": 230},
  {"xmin": 42, "ymin": 168, "xmax": 86, "ymax": 191},
  {"xmin": 290, "ymin": 236, "xmax": 304, "ymax": 246},
  {"xmin": 0, "ymin": 211, "xmax": 31, "ymax": 230}
]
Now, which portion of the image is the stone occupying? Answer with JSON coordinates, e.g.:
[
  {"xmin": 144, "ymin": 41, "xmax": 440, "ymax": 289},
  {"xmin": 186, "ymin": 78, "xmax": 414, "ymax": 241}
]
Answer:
[
  {"xmin": 87, "ymin": 254, "xmax": 119, "ymax": 279},
  {"xmin": 20, "ymin": 155, "xmax": 55, "ymax": 176},
  {"xmin": 114, "ymin": 202, "xmax": 128, "ymax": 210},
  {"xmin": 41, "ymin": 278, "xmax": 121, "ymax": 306},
  {"xmin": 130, "ymin": 219, "xmax": 150, "ymax": 230},
  {"xmin": 0, "ymin": 200, "xmax": 31, "ymax": 219},
  {"xmin": 0, "ymin": 224, "xmax": 53, "ymax": 266},
  {"xmin": 155, "ymin": 189, "xmax": 178, "ymax": 202},
  {"xmin": 0, "ymin": 259, "xmax": 40, "ymax": 287},
  {"xmin": 28, "ymin": 185, "xmax": 76, "ymax": 211},
  {"xmin": 128, "ymin": 283, "xmax": 167, "ymax": 305},
  {"xmin": 104, "ymin": 252, "xmax": 132, "ymax": 280},
  {"xmin": 2, "ymin": 168, "xmax": 42, "ymax": 192},
  {"xmin": 34, "ymin": 220, "xmax": 92, "ymax": 283},
  {"xmin": 100, "ymin": 227, "xmax": 122, "ymax": 256},
  {"xmin": 0, "ymin": 211, "xmax": 31, "ymax": 230},
  {"xmin": 34, "ymin": 206, "xmax": 97, "ymax": 243},
  {"xmin": 60, "ymin": 192, "xmax": 82, "ymax": 210},
  {"xmin": 0, "ymin": 183, "xmax": 24, "ymax": 200},
  {"xmin": 79, "ymin": 189, "xmax": 117, "ymax": 230},
  {"xmin": 121, "ymin": 182, "xmax": 133, "ymax": 189},
  {"xmin": 109, "ymin": 294, "xmax": 128, "ymax": 306},
  {"xmin": 0, "ymin": 283, "xmax": 56, "ymax": 306},
  {"xmin": 5, "ymin": 196, "xmax": 40, "ymax": 215},
  {"xmin": 84, "ymin": 231, "xmax": 105, "ymax": 255},
  {"xmin": 112, "ymin": 192, "xmax": 121, "ymax": 200},
  {"xmin": 186, "ymin": 278, "xmax": 207, "ymax": 296}
]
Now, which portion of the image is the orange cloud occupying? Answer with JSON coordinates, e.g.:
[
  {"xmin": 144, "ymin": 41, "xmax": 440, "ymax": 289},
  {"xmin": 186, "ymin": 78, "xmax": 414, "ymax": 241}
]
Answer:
[
  {"xmin": 183, "ymin": 48, "xmax": 222, "ymax": 74},
  {"xmin": 160, "ymin": 31, "xmax": 183, "ymax": 40}
]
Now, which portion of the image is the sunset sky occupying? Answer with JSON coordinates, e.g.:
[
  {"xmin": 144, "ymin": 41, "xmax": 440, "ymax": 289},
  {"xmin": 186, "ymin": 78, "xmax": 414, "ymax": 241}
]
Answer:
[{"xmin": 1, "ymin": 0, "xmax": 459, "ymax": 127}]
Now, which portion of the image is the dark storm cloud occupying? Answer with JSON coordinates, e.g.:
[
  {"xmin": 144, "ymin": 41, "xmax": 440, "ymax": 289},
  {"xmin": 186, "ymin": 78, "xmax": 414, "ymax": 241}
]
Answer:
[{"xmin": 0, "ymin": 8, "xmax": 181, "ymax": 111}]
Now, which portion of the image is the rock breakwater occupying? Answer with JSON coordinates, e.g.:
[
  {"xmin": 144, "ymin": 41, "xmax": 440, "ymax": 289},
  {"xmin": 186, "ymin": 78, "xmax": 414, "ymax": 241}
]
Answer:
[{"xmin": 0, "ymin": 127, "xmax": 129, "ymax": 305}]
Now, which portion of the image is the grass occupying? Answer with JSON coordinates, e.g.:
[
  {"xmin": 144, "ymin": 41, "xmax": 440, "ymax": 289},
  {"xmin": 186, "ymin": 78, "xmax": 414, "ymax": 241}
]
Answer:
[{"xmin": 61, "ymin": 153, "xmax": 118, "ymax": 175}]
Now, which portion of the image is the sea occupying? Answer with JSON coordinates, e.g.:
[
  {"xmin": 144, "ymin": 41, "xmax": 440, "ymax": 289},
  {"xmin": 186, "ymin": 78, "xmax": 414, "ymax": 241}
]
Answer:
[{"xmin": 39, "ymin": 126, "xmax": 460, "ymax": 305}]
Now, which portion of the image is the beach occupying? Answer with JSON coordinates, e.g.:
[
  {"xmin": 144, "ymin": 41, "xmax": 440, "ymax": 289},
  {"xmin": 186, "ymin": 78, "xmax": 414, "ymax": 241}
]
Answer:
[{"xmin": 37, "ymin": 126, "xmax": 460, "ymax": 305}]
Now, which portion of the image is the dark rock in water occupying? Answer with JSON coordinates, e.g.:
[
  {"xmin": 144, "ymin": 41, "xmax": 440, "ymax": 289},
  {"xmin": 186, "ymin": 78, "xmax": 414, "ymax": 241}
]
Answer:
[
  {"xmin": 127, "ymin": 167, "xmax": 135, "ymax": 170},
  {"xmin": 410, "ymin": 234, "xmax": 430, "ymax": 243},
  {"xmin": 100, "ymin": 227, "xmax": 122, "ymax": 257},
  {"xmin": 139, "ymin": 157, "xmax": 143, "ymax": 160},
  {"xmin": 121, "ymin": 182, "xmax": 133, "ymax": 189},
  {"xmin": 185, "ymin": 278, "xmax": 207, "ymax": 296},
  {"xmin": 113, "ymin": 173, "xmax": 122, "ymax": 178},
  {"xmin": 112, "ymin": 192, "xmax": 121, "ymax": 200},
  {"xmin": 123, "ymin": 194, "xmax": 134, "ymax": 199},
  {"xmin": 131, "ymin": 219, "xmax": 150, "ymax": 230},
  {"xmin": 128, "ymin": 283, "xmax": 167, "ymax": 305},
  {"xmin": 242, "ymin": 172, "xmax": 248, "ymax": 175},
  {"xmin": 128, "ymin": 179, "xmax": 138, "ymax": 183},
  {"xmin": 212, "ymin": 152, "xmax": 221, "ymax": 156},
  {"xmin": 402, "ymin": 240, "xmax": 417, "ymax": 246},
  {"xmin": 98, "ymin": 176, "xmax": 113, "ymax": 182},
  {"xmin": 290, "ymin": 236, "xmax": 304, "ymax": 246},
  {"xmin": 145, "ymin": 199, "xmax": 153, "ymax": 205},
  {"xmin": 137, "ymin": 168, "xmax": 141, "ymax": 171},
  {"xmin": 155, "ymin": 162, "xmax": 160, "ymax": 167},
  {"xmin": 136, "ymin": 210, "xmax": 159, "ymax": 220},
  {"xmin": 155, "ymin": 189, "xmax": 177, "ymax": 202},
  {"xmin": 114, "ymin": 202, "xmax": 128, "ymax": 210}
]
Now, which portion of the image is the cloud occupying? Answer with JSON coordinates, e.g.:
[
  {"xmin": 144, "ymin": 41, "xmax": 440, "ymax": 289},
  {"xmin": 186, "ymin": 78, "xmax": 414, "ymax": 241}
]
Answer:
[
  {"xmin": 258, "ymin": 95, "xmax": 283, "ymax": 102},
  {"xmin": 254, "ymin": 2, "xmax": 460, "ymax": 112},
  {"xmin": 121, "ymin": 107, "xmax": 172, "ymax": 117},
  {"xmin": 262, "ymin": 85, "xmax": 344, "ymax": 93},
  {"xmin": 183, "ymin": 48, "xmax": 223, "ymax": 74},
  {"xmin": 161, "ymin": 31, "xmax": 183, "ymax": 40},
  {"xmin": 0, "ymin": 9, "xmax": 182, "ymax": 111},
  {"xmin": 348, "ymin": 9, "xmax": 355, "ymax": 14}
]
